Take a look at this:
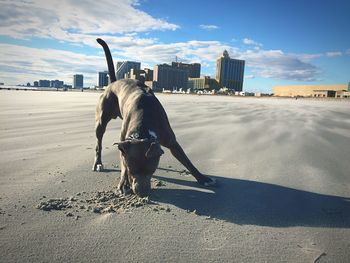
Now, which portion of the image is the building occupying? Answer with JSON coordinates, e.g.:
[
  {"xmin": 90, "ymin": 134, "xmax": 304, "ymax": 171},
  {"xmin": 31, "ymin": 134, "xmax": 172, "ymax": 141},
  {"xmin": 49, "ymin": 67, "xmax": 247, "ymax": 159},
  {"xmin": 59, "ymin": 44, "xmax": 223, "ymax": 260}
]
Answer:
[
  {"xmin": 33, "ymin": 81, "xmax": 39, "ymax": 87},
  {"xmin": 171, "ymin": 62, "xmax": 201, "ymax": 78},
  {"xmin": 187, "ymin": 76, "xmax": 220, "ymax": 91},
  {"xmin": 338, "ymin": 91, "xmax": 350, "ymax": 98},
  {"xmin": 73, "ymin": 74, "xmax": 84, "ymax": 89},
  {"xmin": 39, "ymin": 79, "xmax": 50, "ymax": 87},
  {"xmin": 116, "ymin": 61, "xmax": 141, "ymax": 80},
  {"xmin": 153, "ymin": 64, "xmax": 188, "ymax": 91},
  {"xmin": 98, "ymin": 71, "xmax": 109, "ymax": 87},
  {"xmin": 143, "ymin": 68, "xmax": 153, "ymax": 81},
  {"xmin": 50, "ymin": 80, "xmax": 64, "ymax": 88},
  {"xmin": 127, "ymin": 68, "xmax": 154, "ymax": 83},
  {"xmin": 216, "ymin": 50, "xmax": 245, "ymax": 91},
  {"xmin": 273, "ymin": 84, "xmax": 348, "ymax": 97}
]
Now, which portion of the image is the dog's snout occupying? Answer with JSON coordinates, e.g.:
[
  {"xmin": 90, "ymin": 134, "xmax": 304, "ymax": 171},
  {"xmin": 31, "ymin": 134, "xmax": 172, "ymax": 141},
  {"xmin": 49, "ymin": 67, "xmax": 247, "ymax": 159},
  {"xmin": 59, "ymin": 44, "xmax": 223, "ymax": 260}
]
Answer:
[{"xmin": 131, "ymin": 176, "xmax": 151, "ymax": 197}]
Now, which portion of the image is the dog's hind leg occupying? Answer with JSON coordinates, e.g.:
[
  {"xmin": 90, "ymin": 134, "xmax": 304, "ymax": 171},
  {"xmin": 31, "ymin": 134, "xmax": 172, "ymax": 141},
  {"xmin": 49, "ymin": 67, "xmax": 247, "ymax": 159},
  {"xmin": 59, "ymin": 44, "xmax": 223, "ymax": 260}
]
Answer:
[
  {"xmin": 92, "ymin": 91, "xmax": 120, "ymax": 171},
  {"xmin": 168, "ymin": 141, "xmax": 216, "ymax": 186}
]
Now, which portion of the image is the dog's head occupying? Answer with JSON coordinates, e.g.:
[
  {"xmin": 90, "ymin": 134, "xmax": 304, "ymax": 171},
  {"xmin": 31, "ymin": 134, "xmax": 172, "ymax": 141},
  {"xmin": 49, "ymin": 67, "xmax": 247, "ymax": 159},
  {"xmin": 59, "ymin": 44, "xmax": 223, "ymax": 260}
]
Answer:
[{"xmin": 117, "ymin": 139, "xmax": 164, "ymax": 197}]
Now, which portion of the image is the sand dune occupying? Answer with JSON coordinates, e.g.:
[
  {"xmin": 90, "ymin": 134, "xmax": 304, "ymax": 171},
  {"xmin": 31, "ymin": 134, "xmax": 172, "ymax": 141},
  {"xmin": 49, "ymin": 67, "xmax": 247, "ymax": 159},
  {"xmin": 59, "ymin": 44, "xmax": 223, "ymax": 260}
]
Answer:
[{"xmin": 1, "ymin": 90, "xmax": 349, "ymax": 262}]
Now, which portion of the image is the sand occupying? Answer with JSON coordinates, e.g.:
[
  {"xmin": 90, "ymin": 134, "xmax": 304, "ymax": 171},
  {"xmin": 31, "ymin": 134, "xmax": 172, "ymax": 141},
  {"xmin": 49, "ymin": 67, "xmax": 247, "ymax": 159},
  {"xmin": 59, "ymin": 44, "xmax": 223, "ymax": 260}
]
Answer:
[{"xmin": 0, "ymin": 90, "xmax": 350, "ymax": 262}]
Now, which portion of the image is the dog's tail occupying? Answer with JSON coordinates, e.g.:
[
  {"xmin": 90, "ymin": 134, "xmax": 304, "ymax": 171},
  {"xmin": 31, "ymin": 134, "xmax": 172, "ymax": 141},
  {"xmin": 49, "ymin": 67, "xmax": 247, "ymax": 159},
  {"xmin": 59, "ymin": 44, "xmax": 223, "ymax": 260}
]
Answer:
[{"xmin": 96, "ymin": 38, "xmax": 116, "ymax": 83}]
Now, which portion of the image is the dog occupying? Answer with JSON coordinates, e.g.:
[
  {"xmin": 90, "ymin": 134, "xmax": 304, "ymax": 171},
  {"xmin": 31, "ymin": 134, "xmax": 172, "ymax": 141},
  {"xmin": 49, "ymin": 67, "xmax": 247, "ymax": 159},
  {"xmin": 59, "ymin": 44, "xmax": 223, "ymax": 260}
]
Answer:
[{"xmin": 93, "ymin": 38, "xmax": 215, "ymax": 197}]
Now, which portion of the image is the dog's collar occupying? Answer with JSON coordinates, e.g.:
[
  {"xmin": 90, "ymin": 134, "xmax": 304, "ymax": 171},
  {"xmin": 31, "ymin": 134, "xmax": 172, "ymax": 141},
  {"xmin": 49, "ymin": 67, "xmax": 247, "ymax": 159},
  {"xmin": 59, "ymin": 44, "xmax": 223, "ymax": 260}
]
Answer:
[{"xmin": 126, "ymin": 129, "xmax": 158, "ymax": 142}]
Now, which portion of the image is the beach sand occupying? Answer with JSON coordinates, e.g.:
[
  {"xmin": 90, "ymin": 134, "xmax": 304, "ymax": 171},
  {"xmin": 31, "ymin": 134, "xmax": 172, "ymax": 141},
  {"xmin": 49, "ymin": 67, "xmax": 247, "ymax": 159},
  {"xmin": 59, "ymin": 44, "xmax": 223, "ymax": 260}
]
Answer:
[{"xmin": 1, "ymin": 90, "xmax": 350, "ymax": 262}]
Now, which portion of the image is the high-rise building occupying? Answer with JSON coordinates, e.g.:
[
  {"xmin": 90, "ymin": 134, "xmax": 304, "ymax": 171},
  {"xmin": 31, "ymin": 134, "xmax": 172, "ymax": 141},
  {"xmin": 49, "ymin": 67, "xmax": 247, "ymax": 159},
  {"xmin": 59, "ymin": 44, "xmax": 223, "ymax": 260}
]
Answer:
[
  {"xmin": 39, "ymin": 79, "xmax": 50, "ymax": 87},
  {"xmin": 153, "ymin": 64, "xmax": 188, "ymax": 91},
  {"xmin": 171, "ymin": 62, "xmax": 201, "ymax": 78},
  {"xmin": 116, "ymin": 61, "xmax": 141, "ymax": 80},
  {"xmin": 73, "ymin": 74, "xmax": 84, "ymax": 89},
  {"xmin": 216, "ymin": 50, "xmax": 245, "ymax": 91},
  {"xmin": 50, "ymin": 80, "xmax": 64, "ymax": 88},
  {"xmin": 98, "ymin": 71, "xmax": 109, "ymax": 87}
]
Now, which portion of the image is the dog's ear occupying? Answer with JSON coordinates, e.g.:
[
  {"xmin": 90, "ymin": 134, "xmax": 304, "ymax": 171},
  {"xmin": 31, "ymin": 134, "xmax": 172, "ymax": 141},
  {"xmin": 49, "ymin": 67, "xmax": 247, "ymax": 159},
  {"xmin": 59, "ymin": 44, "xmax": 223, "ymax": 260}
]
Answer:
[
  {"xmin": 145, "ymin": 142, "xmax": 164, "ymax": 159},
  {"xmin": 114, "ymin": 141, "xmax": 130, "ymax": 155}
]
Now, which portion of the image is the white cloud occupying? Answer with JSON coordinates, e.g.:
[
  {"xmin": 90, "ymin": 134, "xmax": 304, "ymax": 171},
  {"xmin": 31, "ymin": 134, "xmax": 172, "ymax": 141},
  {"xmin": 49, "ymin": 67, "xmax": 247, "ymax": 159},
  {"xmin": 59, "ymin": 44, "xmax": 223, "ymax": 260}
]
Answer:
[
  {"xmin": 346, "ymin": 49, "xmax": 350, "ymax": 55},
  {"xmin": 0, "ymin": 0, "xmax": 178, "ymax": 41},
  {"xmin": 295, "ymin": 53, "xmax": 324, "ymax": 61},
  {"xmin": 112, "ymin": 40, "xmax": 237, "ymax": 65},
  {"xmin": 54, "ymin": 32, "xmax": 158, "ymax": 49},
  {"xmin": 244, "ymin": 75, "xmax": 255, "ymax": 79},
  {"xmin": 239, "ymin": 50, "xmax": 319, "ymax": 81},
  {"xmin": 0, "ymin": 43, "xmax": 107, "ymax": 86},
  {"xmin": 325, "ymin": 51, "xmax": 342, "ymax": 57},
  {"xmin": 242, "ymin": 38, "xmax": 262, "ymax": 47},
  {"xmin": 199, "ymin": 24, "xmax": 219, "ymax": 31}
]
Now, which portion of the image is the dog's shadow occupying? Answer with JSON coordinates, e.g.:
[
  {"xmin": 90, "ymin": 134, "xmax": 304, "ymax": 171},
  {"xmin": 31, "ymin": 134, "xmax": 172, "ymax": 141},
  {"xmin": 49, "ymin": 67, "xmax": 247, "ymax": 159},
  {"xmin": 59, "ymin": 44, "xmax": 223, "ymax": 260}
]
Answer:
[
  {"xmin": 102, "ymin": 168, "xmax": 121, "ymax": 173},
  {"xmin": 153, "ymin": 169, "xmax": 350, "ymax": 228}
]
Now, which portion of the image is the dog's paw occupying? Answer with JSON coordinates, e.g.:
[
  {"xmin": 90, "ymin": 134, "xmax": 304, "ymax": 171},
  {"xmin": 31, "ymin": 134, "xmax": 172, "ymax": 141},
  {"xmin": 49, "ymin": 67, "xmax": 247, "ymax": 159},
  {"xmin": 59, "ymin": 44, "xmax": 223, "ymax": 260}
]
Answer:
[
  {"xmin": 117, "ymin": 186, "xmax": 132, "ymax": 196},
  {"xmin": 92, "ymin": 163, "xmax": 104, "ymax": 172},
  {"xmin": 117, "ymin": 180, "xmax": 132, "ymax": 195},
  {"xmin": 203, "ymin": 177, "xmax": 217, "ymax": 187},
  {"xmin": 96, "ymin": 164, "xmax": 104, "ymax": 172},
  {"xmin": 197, "ymin": 176, "xmax": 217, "ymax": 187}
]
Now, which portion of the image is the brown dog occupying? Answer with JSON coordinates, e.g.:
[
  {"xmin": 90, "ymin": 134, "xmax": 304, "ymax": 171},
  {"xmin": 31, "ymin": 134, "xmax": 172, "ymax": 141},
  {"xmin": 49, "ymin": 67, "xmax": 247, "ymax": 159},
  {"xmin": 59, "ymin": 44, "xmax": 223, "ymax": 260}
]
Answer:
[{"xmin": 93, "ymin": 38, "xmax": 215, "ymax": 197}]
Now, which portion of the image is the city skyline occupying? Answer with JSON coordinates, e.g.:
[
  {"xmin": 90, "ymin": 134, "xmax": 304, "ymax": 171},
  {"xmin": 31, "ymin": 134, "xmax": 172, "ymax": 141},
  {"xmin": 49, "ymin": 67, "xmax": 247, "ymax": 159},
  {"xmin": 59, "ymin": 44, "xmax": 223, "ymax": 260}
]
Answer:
[{"xmin": 0, "ymin": 0, "xmax": 349, "ymax": 92}]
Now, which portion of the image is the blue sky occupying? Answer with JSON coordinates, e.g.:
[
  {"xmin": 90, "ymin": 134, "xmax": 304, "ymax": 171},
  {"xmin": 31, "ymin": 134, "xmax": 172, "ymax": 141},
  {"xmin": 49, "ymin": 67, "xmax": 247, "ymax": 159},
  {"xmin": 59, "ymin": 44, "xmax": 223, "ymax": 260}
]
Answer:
[{"xmin": 0, "ymin": 0, "xmax": 349, "ymax": 92}]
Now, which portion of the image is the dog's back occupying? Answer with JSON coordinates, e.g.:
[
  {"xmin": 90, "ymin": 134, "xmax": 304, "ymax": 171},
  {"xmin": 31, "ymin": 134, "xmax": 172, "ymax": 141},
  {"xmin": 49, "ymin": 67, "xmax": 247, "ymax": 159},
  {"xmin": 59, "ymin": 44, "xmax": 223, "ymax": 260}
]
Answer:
[{"xmin": 108, "ymin": 79, "xmax": 174, "ymax": 144}]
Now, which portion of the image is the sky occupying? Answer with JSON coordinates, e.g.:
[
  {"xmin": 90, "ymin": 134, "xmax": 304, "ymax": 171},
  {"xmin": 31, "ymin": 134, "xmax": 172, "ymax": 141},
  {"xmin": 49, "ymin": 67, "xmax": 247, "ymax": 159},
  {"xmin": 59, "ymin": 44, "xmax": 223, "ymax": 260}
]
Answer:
[{"xmin": 0, "ymin": 0, "xmax": 349, "ymax": 92}]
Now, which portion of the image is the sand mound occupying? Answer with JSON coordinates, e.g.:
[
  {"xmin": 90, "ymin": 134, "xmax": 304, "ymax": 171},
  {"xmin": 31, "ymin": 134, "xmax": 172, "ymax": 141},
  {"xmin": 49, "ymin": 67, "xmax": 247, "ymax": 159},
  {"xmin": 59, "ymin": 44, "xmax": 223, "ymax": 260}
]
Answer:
[{"xmin": 36, "ymin": 180, "xmax": 170, "ymax": 217}]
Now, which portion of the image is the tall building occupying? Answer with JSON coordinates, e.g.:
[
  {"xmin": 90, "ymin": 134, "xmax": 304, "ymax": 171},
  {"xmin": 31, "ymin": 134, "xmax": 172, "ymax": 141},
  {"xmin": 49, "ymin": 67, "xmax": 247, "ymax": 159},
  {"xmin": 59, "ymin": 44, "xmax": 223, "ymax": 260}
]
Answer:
[
  {"xmin": 153, "ymin": 64, "xmax": 188, "ymax": 91},
  {"xmin": 50, "ymin": 80, "xmax": 64, "ymax": 88},
  {"xmin": 216, "ymin": 50, "xmax": 245, "ymax": 91},
  {"xmin": 73, "ymin": 74, "xmax": 84, "ymax": 89},
  {"xmin": 39, "ymin": 79, "xmax": 50, "ymax": 87},
  {"xmin": 116, "ymin": 61, "xmax": 141, "ymax": 80},
  {"xmin": 98, "ymin": 71, "xmax": 109, "ymax": 87},
  {"xmin": 171, "ymin": 62, "xmax": 201, "ymax": 78}
]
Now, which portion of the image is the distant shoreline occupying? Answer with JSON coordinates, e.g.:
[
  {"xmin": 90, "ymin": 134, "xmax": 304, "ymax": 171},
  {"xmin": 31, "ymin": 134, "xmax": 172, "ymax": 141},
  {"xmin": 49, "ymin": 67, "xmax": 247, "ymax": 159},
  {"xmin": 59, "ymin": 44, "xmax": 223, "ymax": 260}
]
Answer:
[{"xmin": 1, "ymin": 85, "xmax": 349, "ymax": 102}]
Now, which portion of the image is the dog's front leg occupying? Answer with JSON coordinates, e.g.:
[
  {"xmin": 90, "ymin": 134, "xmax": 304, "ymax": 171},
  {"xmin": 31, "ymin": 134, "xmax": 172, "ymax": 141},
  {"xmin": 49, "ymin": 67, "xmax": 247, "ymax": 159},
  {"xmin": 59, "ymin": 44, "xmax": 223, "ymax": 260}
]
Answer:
[
  {"xmin": 169, "ymin": 141, "xmax": 216, "ymax": 186},
  {"xmin": 117, "ymin": 154, "xmax": 131, "ymax": 194},
  {"xmin": 92, "ymin": 116, "xmax": 110, "ymax": 171}
]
